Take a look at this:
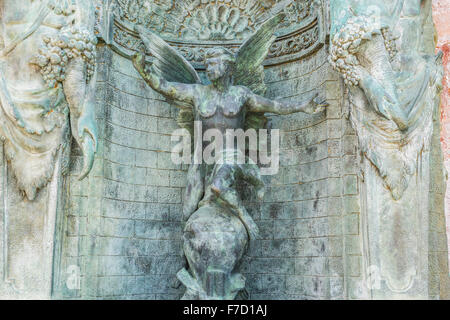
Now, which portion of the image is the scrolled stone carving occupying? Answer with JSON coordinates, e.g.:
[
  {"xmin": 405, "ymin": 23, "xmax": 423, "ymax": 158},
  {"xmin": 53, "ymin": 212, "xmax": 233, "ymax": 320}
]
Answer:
[
  {"xmin": 0, "ymin": 0, "xmax": 99, "ymax": 200},
  {"xmin": 268, "ymin": 25, "xmax": 319, "ymax": 59},
  {"xmin": 177, "ymin": 46, "xmax": 209, "ymax": 64}
]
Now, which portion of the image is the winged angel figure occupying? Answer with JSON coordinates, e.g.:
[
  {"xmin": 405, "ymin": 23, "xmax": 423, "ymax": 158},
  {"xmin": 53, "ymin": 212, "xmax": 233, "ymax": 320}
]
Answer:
[{"xmin": 132, "ymin": 13, "xmax": 327, "ymax": 300}]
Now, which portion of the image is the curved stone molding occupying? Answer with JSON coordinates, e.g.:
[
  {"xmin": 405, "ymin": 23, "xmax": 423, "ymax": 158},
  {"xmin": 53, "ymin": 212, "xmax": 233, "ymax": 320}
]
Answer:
[{"xmin": 98, "ymin": 0, "xmax": 325, "ymax": 67}]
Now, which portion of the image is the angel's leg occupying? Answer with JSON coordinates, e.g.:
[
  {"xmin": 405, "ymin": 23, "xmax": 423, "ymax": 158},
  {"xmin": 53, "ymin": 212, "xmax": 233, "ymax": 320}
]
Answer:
[{"xmin": 210, "ymin": 164, "xmax": 259, "ymax": 241}]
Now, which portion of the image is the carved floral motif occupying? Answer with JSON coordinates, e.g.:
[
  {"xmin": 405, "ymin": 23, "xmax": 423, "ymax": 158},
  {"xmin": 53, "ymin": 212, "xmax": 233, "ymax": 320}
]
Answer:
[
  {"xmin": 283, "ymin": 0, "xmax": 311, "ymax": 24},
  {"xmin": 114, "ymin": 0, "xmax": 173, "ymax": 33}
]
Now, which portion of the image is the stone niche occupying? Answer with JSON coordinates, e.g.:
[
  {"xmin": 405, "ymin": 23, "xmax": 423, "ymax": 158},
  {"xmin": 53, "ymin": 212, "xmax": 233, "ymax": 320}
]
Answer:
[{"xmin": 0, "ymin": 0, "xmax": 448, "ymax": 300}]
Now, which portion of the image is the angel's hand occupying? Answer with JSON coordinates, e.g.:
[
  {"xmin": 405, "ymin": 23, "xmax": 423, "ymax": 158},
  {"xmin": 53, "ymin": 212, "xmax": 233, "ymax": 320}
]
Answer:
[
  {"xmin": 132, "ymin": 52, "xmax": 146, "ymax": 74},
  {"xmin": 304, "ymin": 93, "xmax": 328, "ymax": 114}
]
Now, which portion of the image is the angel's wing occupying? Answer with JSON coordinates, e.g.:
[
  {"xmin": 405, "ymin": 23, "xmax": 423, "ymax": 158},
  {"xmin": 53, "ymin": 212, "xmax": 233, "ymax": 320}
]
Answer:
[
  {"xmin": 135, "ymin": 25, "xmax": 201, "ymax": 134},
  {"xmin": 136, "ymin": 25, "xmax": 201, "ymax": 84},
  {"xmin": 234, "ymin": 13, "xmax": 285, "ymax": 130}
]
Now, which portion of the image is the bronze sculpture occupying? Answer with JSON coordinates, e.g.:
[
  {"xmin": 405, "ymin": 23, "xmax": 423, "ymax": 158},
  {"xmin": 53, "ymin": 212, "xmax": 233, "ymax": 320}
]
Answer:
[{"xmin": 133, "ymin": 13, "xmax": 327, "ymax": 300}]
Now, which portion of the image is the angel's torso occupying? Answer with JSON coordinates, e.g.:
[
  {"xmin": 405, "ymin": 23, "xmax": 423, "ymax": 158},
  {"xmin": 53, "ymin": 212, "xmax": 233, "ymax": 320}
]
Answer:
[{"xmin": 193, "ymin": 85, "xmax": 249, "ymax": 134}]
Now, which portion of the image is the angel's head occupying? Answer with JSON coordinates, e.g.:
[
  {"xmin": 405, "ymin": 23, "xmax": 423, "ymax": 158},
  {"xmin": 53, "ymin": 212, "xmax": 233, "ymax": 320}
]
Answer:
[{"xmin": 204, "ymin": 48, "xmax": 235, "ymax": 82}]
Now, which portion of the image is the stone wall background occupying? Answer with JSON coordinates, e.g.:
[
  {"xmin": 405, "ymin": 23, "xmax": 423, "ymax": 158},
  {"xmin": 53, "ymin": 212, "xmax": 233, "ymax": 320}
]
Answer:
[{"xmin": 432, "ymin": 0, "xmax": 450, "ymax": 266}]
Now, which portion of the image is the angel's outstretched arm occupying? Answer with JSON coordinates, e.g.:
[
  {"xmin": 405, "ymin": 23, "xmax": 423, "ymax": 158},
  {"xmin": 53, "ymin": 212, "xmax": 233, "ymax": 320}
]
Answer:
[
  {"xmin": 246, "ymin": 91, "xmax": 327, "ymax": 115},
  {"xmin": 132, "ymin": 53, "xmax": 196, "ymax": 108}
]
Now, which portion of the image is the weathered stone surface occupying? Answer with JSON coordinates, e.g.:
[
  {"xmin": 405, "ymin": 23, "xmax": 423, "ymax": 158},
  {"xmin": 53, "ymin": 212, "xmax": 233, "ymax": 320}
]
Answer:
[
  {"xmin": 433, "ymin": 0, "xmax": 450, "ymax": 270},
  {"xmin": 0, "ymin": 0, "xmax": 98, "ymax": 299}
]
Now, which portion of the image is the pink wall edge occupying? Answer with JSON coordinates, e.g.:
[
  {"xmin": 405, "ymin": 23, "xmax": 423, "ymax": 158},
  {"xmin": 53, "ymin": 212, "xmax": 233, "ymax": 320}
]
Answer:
[{"xmin": 432, "ymin": 0, "xmax": 450, "ymax": 266}]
